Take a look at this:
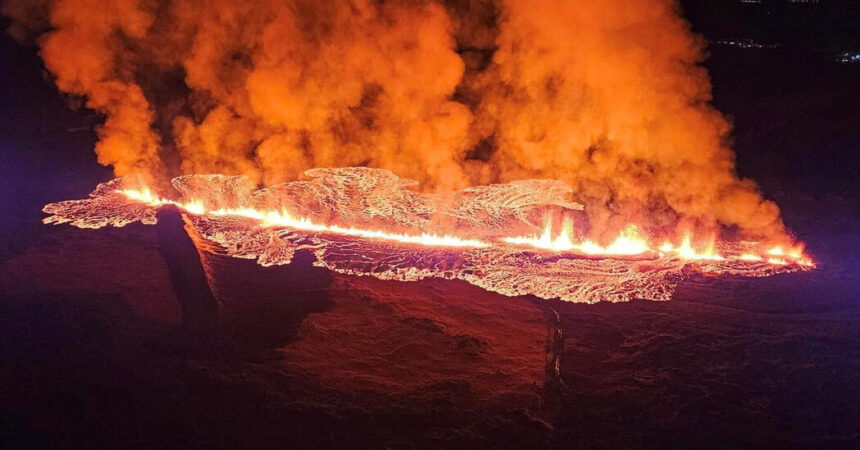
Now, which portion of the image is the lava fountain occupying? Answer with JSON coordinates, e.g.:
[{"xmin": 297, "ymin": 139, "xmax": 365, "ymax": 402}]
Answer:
[{"xmin": 43, "ymin": 168, "xmax": 813, "ymax": 303}]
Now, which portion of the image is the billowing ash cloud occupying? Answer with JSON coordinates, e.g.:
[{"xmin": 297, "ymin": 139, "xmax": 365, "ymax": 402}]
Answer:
[{"xmin": 3, "ymin": 0, "xmax": 786, "ymax": 241}]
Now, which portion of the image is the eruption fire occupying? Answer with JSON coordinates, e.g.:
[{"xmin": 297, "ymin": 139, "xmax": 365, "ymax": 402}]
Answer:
[
  {"xmin": 43, "ymin": 169, "xmax": 813, "ymax": 303},
  {"xmin": 7, "ymin": 0, "xmax": 793, "ymax": 245},
  {"xmin": 6, "ymin": 0, "xmax": 817, "ymax": 301},
  {"xmin": 118, "ymin": 186, "xmax": 492, "ymax": 248}
]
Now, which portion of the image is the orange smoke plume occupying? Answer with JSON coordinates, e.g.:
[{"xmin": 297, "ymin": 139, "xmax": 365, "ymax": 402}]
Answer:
[{"xmin": 3, "ymin": 0, "xmax": 788, "ymax": 242}]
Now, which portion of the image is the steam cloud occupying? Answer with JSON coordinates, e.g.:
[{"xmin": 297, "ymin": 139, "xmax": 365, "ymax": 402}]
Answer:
[{"xmin": 3, "ymin": 0, "xmax": 787, "ymax": 241}]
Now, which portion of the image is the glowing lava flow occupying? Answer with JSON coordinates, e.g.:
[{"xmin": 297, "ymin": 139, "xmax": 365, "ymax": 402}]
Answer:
[
  {"xmin": 503, "ymin": 220, "xmax": 651, "ymax": 256},
  {"xmin": 119, "ymin": 187, "xmax": 814, "ymax": 265},
  {"xmin": 119, "ymin": 188, "xmax": 491, "ymax": 248},
  {"xmin": 659, "ymin": 233, "xmax": 725, "ymax": 261},
  {"xmin": 42, "ymin": 170, "xmax": 817, "ymax": 303},
  {"xmin": 503, "ymin": 218, "xmax": 814, "ymax": 266},
  {"xmin": 765, "ymin": 245, "xmax": 812, "ymax": 266}
]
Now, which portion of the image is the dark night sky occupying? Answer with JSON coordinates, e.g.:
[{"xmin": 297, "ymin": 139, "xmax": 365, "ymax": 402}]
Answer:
[
  {"xmin": 0, "ymin": 16, "xmax": 109, "ymax": 233},
  {"xmin": 682, "ymin": 0, "xmax": 860, "ymax": 50}
]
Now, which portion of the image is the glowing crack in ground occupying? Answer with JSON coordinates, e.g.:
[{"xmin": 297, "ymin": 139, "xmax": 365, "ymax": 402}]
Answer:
[{"xmin": 43, "ymin": 168, "xmax": 813, "ymax": 303}]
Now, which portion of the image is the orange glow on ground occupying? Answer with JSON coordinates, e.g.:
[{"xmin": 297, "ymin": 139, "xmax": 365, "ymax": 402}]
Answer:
[
  {"xmin": 118, "ymin": 187, "xmax": 815, "ymax": 267},
  {"xmin": 502, "ymin": 218, "xmax": 814, "ymax": 266},
  {"xmin": 503, "ymin": 220, "xmax": 651, "ymax": 256},
  {"xmin": 119, "ymin": 188, "xmax": 490, "ymax": 248}
]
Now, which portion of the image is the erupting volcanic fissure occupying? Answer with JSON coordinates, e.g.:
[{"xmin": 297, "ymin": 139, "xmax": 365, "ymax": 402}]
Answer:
[
  {"xmin": 9, "ymin": 0, "xmax": 818, "ymax": 302},
  {"xmin": 43, "ymin": 168, "xmax": 813, "ymax": 303},
  {"xmin": 7, "ymin": 0, "xmax": 798, "ymax": 247}
]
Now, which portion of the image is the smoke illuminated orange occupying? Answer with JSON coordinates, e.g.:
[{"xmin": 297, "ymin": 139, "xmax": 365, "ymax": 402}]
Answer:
[{"xmin": 9, "ymin": 0, "xmax": 798, "ymax": 246}]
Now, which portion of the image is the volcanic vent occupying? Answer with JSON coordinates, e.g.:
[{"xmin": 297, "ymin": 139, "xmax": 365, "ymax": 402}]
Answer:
[{"xmin": 43, "ymin": 168, "xmax": 813, "ymax": 304}]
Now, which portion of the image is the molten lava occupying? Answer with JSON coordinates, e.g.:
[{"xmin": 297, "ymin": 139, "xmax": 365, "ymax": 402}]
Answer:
[
  {"xmin": 504, "ymin": 221, "xmax": 652, "ymax": 256},
  {"xmin": 119, "ymin": 187, "xmax": 491, "ymax": 249},
  {"xmin": 43, "ymin": 168, "xmax": 814, "ymax": 303}
]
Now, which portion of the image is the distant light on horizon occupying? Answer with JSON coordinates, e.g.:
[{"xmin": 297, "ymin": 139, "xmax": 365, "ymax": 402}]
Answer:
[
  {"xmin": 740, "ymin": 0, "xmax": 821, "ymax": 3},
  {"xmin": 711, "ymin": 38, "xmax": 779, "ymax": 50},
  {"xmin": 836, "ymin": 52, "xmax": 860, "ymax": 64}
]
